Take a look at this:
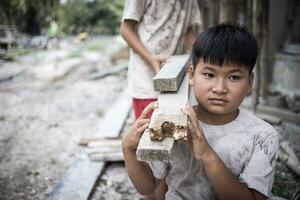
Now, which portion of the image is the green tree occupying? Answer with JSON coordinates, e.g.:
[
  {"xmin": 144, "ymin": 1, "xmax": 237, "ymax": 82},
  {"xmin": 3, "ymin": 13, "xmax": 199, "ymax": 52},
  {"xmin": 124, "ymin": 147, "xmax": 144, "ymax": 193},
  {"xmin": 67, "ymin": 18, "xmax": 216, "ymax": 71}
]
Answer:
[
  {"xmin": 60, "ymin": 0, "xmax": 124, "ymax": 34},
  {"xmin": 0, "ymin": 0, "xmax": 59, "ymax": 35}
]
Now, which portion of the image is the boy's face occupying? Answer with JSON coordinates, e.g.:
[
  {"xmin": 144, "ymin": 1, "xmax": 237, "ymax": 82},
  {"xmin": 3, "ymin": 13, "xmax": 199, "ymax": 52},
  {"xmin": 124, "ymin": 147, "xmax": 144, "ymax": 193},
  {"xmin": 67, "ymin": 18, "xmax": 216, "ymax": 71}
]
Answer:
[{"xmin": 189, "ymin": 59, "xmax": 253, "ymax": 116}]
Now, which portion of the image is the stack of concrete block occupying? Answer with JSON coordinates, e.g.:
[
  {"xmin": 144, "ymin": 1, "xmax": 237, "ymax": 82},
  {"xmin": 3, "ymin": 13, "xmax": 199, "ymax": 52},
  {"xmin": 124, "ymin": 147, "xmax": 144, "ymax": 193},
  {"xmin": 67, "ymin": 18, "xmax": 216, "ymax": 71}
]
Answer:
[{"xmin": 137, "ymin": 55, "xmax": 190, "ymax": 161}]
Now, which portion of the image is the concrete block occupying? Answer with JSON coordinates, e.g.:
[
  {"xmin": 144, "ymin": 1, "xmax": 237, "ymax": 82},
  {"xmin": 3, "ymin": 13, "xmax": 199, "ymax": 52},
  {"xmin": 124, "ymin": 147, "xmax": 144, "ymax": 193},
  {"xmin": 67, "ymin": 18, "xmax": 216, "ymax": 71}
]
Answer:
[
  {"xmin": 137, "ymin": 129, "xmax": 174, "ymax": 161},
  {"xmin": 153, "ymin": 55, "xmax": 190, "ymax": 92},
  {"xmin": 137, "ymin": 74, "xmax": 189, "ymax": 161}
]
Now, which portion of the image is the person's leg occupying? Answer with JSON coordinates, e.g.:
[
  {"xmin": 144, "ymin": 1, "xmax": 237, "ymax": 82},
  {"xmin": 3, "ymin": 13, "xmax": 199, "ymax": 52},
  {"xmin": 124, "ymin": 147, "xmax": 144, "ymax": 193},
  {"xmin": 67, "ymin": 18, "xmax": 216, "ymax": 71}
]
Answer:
[{"xmin": 132, "ymin": 98, "xmax": 168, "ymax": 200}]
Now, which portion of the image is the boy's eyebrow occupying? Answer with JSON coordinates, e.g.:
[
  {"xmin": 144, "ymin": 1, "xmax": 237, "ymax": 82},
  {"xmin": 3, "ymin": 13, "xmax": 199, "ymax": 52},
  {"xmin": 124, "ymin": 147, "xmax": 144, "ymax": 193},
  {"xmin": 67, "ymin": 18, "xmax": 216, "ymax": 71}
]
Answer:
[
  {"xmin": 227, "ymin": 69, "xmax": 243, "ymax": 73},
  {"xmin": 203, "ymin": 66, "xmax": 215, "ymax": 71},
  {"xmin": 203, "ymin": 66, "xmax": 244, "ymax": 74}
]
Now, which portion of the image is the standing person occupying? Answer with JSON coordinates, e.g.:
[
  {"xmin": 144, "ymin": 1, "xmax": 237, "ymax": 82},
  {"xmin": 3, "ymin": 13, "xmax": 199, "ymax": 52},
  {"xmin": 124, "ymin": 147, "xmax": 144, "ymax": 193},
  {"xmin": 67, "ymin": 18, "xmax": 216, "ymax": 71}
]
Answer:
[
  {"xmin": 120, "ymin": 1, "xmax": 201, "ymax": 199},
  {"xmin": 120, "ymin": 0, "xmax": 201, "ymax": 120},
  {"xmin": 122, "ymin": 23, "xmax": 279, "ymax": 199},
  {"xmin": 47, "ymin": 17, "xmax": 60, "ymax": 49}
]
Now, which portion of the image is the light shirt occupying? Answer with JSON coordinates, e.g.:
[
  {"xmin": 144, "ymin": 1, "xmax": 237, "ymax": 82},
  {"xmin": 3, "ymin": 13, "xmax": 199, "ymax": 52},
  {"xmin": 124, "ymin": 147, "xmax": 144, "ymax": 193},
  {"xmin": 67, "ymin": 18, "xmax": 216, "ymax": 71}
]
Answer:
[
  {"xmin": 148, "ymin": 109, "xmax": 279, "ymax": 199},
  {"xmin": 122, "ymin": 0, "xmax": 201, "ymax": 98}
]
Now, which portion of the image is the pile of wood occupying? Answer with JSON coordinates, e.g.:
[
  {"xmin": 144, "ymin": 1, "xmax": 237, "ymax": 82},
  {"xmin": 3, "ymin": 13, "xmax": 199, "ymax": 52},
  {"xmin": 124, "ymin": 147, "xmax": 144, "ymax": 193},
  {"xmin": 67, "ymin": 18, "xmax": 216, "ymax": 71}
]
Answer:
[{"xmin": 79, "ymin": 137, "xmax": 123, "ymax": 162}]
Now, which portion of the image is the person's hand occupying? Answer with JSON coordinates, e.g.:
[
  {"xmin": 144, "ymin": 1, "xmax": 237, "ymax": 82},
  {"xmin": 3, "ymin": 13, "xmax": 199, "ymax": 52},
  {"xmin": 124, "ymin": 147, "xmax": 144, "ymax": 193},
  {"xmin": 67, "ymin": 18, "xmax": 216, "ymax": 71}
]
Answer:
[
  {"xmin": 181, "ymin": 103, "xmax": 214, "ymax": 161},
  {"xmin": 122, "ymin": 101, "xmax": 158, "ymax": 152},
  {"xmin": 149, "ymin": 55, "xmax": 168, "ymax": 74}
]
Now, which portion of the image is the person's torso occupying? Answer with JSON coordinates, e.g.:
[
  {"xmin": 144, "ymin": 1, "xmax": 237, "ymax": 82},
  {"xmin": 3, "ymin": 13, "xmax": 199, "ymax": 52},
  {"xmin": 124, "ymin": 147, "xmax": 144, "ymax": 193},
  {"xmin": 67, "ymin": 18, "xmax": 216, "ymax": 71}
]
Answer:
[
  {"xmin": 164, "ymin": 109, "xmax": 271, "ymax": 200},
  {"xmin": 128, "ymin": 0, "xmax": 198, "ymax": 98}
]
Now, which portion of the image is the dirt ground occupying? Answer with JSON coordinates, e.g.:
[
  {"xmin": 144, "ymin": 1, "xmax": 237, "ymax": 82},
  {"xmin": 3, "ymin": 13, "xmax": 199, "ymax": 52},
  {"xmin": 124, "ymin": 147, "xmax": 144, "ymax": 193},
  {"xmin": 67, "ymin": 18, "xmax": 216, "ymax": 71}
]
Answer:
[
  {"xmin": 0, "ymin": 36, "xmax": 299, "ymax": 200},
  {"xmin": 0, "ymin": 36, "xmax": 132, "ymax": 200},
  {"xmin": 90, "ymin": 162, "xmax": 143, "ymax": 200}
]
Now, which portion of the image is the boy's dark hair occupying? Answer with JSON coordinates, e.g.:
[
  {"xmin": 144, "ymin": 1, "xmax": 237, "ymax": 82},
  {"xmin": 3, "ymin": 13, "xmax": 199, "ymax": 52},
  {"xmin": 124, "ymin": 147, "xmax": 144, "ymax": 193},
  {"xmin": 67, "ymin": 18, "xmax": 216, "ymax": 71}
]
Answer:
[{"xmin": 192, "ymin": 23, "xmax": 258, "ymax": 72}]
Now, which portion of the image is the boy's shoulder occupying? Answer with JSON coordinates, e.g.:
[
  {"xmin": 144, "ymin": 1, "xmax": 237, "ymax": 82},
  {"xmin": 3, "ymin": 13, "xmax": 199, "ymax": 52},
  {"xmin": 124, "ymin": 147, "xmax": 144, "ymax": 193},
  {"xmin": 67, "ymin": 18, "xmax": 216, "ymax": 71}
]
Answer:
[{"xmin": 238, "ymin": 109, "xmax": 278, "ymax": 138}]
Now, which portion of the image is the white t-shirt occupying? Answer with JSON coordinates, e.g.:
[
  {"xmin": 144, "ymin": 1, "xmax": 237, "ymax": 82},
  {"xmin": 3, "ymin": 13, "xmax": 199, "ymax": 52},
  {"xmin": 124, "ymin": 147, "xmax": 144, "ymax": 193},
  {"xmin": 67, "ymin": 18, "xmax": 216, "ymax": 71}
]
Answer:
[
  {"xmin": 148, "ymin": 109, "xmax": 279, "ymax": 199},
  {"xmin": 122, "ymin": 0, "xmax": 201, "ymax": 98}
]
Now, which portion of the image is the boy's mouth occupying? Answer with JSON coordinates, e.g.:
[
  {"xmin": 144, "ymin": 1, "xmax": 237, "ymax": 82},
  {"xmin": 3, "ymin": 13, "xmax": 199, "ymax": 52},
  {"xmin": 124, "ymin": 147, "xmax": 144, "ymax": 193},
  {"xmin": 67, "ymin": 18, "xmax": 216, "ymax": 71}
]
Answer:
[{"xmin": 208, "ymin": 98, "xmax": 228, "ymax": 106}]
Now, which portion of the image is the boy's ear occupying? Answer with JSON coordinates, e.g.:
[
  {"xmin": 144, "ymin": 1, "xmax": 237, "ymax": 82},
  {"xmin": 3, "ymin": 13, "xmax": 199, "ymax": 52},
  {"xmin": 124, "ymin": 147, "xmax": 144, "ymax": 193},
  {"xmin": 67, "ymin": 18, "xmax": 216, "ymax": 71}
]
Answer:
[
  {"xmin": 248, "ymin": 72, "xmax": 254, "ymax": 93},
  {"xmin": 188, "ymin": 65, "xmax": 194, "ymax": 85}
]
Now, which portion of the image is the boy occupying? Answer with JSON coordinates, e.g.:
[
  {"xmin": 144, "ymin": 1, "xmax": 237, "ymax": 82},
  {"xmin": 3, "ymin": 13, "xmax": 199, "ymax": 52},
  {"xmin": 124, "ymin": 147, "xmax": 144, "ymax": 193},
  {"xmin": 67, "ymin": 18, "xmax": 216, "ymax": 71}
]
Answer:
[{"xmin": 122, "ymin": 24, "xmax": 278, "ymax": 200}]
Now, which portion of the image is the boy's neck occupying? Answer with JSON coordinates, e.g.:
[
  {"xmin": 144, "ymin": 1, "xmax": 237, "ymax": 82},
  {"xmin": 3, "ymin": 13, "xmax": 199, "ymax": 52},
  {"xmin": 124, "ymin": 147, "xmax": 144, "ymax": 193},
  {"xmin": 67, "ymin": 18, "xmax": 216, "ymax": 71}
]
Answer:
[{"xmin": 194, "ymin": 105, "xmax": 239, "ymax": 125}]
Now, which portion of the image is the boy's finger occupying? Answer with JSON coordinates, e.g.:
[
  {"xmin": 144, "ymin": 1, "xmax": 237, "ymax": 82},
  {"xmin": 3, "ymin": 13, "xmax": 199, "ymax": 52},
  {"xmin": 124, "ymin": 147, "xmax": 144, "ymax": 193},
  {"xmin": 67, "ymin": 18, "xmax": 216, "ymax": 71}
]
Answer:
[
  {"xmin": 136, "ymin": 123, "xmax": 149, "ymax": 137},
  {"xmin": 136, "ymin": 119, "xmax": 150, "ymax": 129},
  {"xmin": 139, "ymin": 101, "xmax": 158, "ymax": 119},
  {"xmin": 138, "ymin": 118, "xmax": 151, "ymax": 124},
  {"xmin": 182, "ymin": 106, "xmax": 200, "ymax": 136}
]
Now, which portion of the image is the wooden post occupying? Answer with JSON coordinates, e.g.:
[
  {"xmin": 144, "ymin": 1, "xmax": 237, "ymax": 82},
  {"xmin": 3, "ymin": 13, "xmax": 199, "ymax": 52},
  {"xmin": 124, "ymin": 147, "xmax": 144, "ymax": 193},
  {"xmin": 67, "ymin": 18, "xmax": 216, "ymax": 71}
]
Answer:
[
  {"xmin": 259, "ymin": 0, "xmax": 269, "ymax": 104},
  {"xmin": 251, "ymin": 0, "xmax": 261, "ymax": 112}
]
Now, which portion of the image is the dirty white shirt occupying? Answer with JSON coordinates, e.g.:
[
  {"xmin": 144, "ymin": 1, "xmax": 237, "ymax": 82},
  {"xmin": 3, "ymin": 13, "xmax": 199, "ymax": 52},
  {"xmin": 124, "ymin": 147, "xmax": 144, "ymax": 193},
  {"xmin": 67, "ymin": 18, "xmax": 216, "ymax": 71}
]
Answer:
[
  {"xmin": 122, "ymin": 0, "xmax": 201, "ymax": 98},
  {"xmin": 148, "ymin": 109, "xmax": 279, "ymax": 199}
]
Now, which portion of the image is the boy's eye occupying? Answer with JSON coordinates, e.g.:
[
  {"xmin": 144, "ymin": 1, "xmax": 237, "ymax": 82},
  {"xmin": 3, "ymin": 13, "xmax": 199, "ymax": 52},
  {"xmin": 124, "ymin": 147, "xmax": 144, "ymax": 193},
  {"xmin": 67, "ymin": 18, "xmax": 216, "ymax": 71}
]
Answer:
[
  {"xmin": 203, "ymin": 73, "xmax": 214, "ymax": 78},
  {"xmin": 229, "ymin": 75, "xmax": 241, "ymax": 80}
]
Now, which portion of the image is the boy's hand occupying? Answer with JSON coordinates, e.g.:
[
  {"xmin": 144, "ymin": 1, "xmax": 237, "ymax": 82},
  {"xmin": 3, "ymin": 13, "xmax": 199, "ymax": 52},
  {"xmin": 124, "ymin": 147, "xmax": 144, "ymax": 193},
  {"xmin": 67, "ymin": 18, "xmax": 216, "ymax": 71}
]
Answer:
[
  {"xmin": 149, "ymin": 55, "xmax": 167, "ymax": 74},
  {"xmin": 122, "ymin": 101, "xmax": 158, "ymax": 152},
  {"xmin": 181, "ymin": 103, "xmax": 214, "ymax": 161}
]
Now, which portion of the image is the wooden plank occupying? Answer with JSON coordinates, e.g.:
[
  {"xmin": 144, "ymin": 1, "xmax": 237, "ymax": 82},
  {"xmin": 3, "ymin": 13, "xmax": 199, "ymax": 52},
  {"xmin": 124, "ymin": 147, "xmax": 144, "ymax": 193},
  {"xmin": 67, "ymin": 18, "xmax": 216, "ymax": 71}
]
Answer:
[
  {"xmin": 254, "ymin": 112, "xmax": 282, "ymax": 124},
  {"xmin": 87, "ymin": 138, "xmax": 121, "ymax": 148},
  {"xmin": 47, "ymin": 152, "xmax": 104, "ymax": 200},
  {"xmin": 89, "ymin": 152, "xmax": 124, "ymax": 162},
  {"xmin": 256, "ymin": 104, "xmax": 300, "ymax": 124},
  {"xmin": 137, "ymin": 74, "xmax": 189, "ymax": 161},
  {"xmin": 85, "ymin": 138, "xmax": 123, "ymax": 162},
  {"xmin": 47, "ymin": 89, "xmax": 132, "ymax": 200},
  {"xmin": 86, "ymin": 146, "xmax": 122, "ymax": 155},
  {"xmin": 88, "ymin": 64, "xmax": 128, "ymax": 80},
  {"xmin": 79, "ymin": 136, "xmax": 120, "ymax": 146},
  {"xmin": 153, "ymin": 54, "xmax": 190, "ymax": 92}
]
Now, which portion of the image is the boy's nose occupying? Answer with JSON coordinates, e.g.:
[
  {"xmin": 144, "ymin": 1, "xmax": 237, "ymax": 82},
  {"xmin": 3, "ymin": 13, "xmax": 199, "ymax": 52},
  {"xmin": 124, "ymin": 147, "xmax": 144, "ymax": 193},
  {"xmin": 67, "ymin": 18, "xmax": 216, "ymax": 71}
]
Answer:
[{"xmin": 212, "ymin": 79, "xmax": 228, "ymax": 94}]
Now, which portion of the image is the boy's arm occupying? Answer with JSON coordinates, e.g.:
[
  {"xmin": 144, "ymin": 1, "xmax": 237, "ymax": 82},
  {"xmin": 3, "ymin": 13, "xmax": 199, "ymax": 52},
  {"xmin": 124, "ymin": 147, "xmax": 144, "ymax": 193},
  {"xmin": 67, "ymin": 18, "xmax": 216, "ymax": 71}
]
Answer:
[
  {"xmin": 120, "ymin": 19, "xmax": 166, "ymax": 73},
  {"xmin": 121, "ymin": 102, "xmax": 161, "ymax": 195},
  {"xmin": 182, "ymin": 104, "xmax": 266, "ymax": 200},
  {"xmin": 200, "ymin": 150, "xmax": 266, "ymax": 200},
  {"xmin": 122, "ymin": 147, "xmax": 161, "ymax": 195}
]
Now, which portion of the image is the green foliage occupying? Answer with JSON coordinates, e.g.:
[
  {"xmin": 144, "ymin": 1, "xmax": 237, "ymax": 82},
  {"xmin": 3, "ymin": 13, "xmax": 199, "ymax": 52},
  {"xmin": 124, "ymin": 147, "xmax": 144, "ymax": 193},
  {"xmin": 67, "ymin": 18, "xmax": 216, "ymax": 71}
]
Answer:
[
  {"xmin": 0, "ymin": 0, "xmax": 123, "ymax": 35},
  {"xmin": 0, "ymin": 0, "xmax": 57, "ymax": 35},
  {"xmin": 60, "ymin": 0, "xmax": 124, "ymax": 34},
  {"xmin": 273, "ymin": 160, "xmax": 300, "ymax": 200}
]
